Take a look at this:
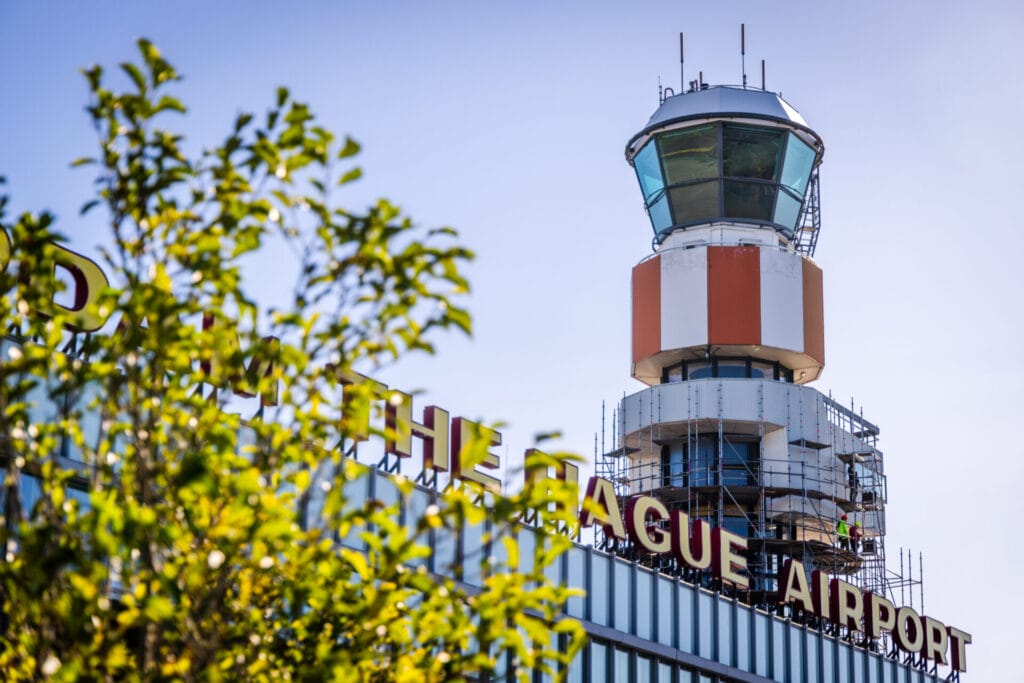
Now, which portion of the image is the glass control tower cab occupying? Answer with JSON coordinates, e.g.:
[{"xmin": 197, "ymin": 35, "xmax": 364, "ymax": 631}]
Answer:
[
  {"xmin": 627, "ymin": 85, "xmax": 825, "ymax": 387},
  {"xmin": 615, "ymin": 84, "xmax": 887, "ymax": 593}
]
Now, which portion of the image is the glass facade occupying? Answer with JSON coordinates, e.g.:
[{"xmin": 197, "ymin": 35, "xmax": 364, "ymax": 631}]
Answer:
[
  {"xmin": 333, "ymin": 468, "xmax": 943, "ymax": 683},
  {"xmin": 631, "ymin": 122, "xmax": 817, "ymax": 242}
]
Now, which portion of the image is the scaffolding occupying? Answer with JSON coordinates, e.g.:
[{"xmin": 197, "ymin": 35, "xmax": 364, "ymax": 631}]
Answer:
[{"xmin": 593, "ymin": 380, "xmax": 923, "ymax": 627}]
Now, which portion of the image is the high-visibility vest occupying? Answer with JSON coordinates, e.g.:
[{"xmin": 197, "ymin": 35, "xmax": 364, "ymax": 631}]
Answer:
[{"xmin": 837, "ymin": 520, "xmax": 849, "ymax": 538}]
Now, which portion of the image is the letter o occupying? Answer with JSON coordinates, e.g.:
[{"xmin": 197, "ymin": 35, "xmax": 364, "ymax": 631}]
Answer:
[{"xmin": 893, "ymin": 606, "xmax": 924, "ymax": 654}]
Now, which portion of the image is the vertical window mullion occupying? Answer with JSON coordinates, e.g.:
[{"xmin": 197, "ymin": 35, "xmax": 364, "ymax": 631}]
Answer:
[{"xmin": 717, "ymin": 123, "xmax": 725, "ymax": 217}]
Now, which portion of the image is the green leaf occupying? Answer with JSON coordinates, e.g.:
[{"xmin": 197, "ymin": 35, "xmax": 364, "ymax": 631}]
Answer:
[
  {"xmin": 154, "ymin": 95, "xmax": 186, "ymax": 114},
  {"xmin": 337, "ymin": 136, "xmax": 361, "ymax": 159},
  {"xmin": 338, "ymin": 167, "xmax": 362, "ymax": 185},
  {"xmin": 121, "ymin": 62, "xmax": 146, "ymax": 93}
]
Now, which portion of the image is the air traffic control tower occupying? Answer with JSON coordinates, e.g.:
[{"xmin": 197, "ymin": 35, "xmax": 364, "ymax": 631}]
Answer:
[{"xmin": 599, "ymin": 81, "xmax": 895, "ymax": 603}]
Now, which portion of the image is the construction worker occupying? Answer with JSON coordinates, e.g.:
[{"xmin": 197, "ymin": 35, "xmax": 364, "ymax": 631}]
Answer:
[
  {"xmin": 852, "ymin": 520, "xmax": 863, "ymax": 554},
  {"xmin": 836, "ymin": 514, "xmax": 850, "ymax": 550}
]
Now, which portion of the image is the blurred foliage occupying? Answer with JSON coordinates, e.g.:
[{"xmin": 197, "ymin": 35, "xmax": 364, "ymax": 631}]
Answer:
[{"xmin": 0, "ymin": 40, "xmax": 584, "ymax": 682}]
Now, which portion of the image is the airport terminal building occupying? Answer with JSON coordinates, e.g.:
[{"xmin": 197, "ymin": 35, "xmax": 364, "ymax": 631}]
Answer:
[{"xmin": 336, "ymin": 75, "xmax": 970, "ymax": 682}]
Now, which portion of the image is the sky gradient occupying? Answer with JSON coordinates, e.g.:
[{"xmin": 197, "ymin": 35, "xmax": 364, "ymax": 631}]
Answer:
[{"xmin": 2, "ymin": 1, "xmax": 1021, "ymax": 678}]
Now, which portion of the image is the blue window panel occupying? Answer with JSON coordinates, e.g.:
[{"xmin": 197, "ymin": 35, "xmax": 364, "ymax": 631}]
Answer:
[
  {"xmin": 567, "ymin": 643, "xmax": 583, "ymax": 683},
  {"xmin": 373, "ymin": 470, "xmax": 400, "ymax": 508},
  {"xmin": 735, "ymin": 605, "xmax": 751, "ymax": 671},
  {"xmin": 566, "ymin": 546, "xmax": 586, "ymax": 618},
  {"xmin": 403, "ymin": 486, "xmax": 431, "ymax": 568},
  {"xmin": 697, "ymin": 591, "xmax": 714, "ymax": 659},
  {"xmin": 518, "ymin": 526, "xmax": 536, "ymax": 578},
  {"xmin": 773, "ymin": 188, "xmax": 803, "ymax": 230},
  {"xmin": 787, "ymin": 625, "xmax": 802, "ymax": 682},
  {"xmin": 753, "ymin": 612, "xmax": 770, "ymax": 676},
  {"xmin": 432, "ymin": 522, "xmax": 456, "ymax": 575},
  {"xmin": 853, "ymin": 646, "xmax": 866, "ymax": 682},
  {"xmin": 614, "ymin": 647, "xmax": 629, "ymax": 682},
  {"xmin": 591, "ymin": 642, "xmax": 608, "ymax": 680},
  {"xmin": 716, "ymin": 600, "xmax": 733, "ymax": 665},
  {"xmin": 781, "ymin": 133, "xmax": 815, "ymax": 196},
  {"xmin": 340, "ymin": 473, "xmax": 368, "ymax": 550},
  {"xmin": 771, "ymin": 619, "xmax": 786, "ymax": 682},
  {"xmin": 543, "ymin": 539, "xmax": 562, "ymax": 589},
  {"xmin": 677, "ymin": 583, "xmax": 694, "ymax": 653},
  {"xmin": 837, "ymin": 641, "xmax": 851, "ymax": 681},
  {"xmin": 636, "ymin": 655, "xmax": 652, "ymax": 683},
  {"xmin": 648, "ymin": 194, "xmax": 672, "ymax": 235},
  {"xmin": 634, "ymin": 141, "xmax": 665, "ymax": 201},
  {"xmin": 590, "ymin": 554, "xmax": 610, "ymax": 626},
  {"xmin": 821, "ymin": 636, "xmax": 836, "ymax": 683},
  {"xmin": 636, "ymin": 568, "xmax": 653, "ymax": 640},
  {"xmin": 540, "ymin": 631, "xmax": 558, "ymax": 683},
  {"xmin": 65, "ymin": 380, "xmax": 104, "ymax": 463},
  {"xmin": 866, "ymin": 654, "xmax": 881, "ymax": 683},
  {"xmin": 656, "ymin": 576, "xmax": 674, "ymax": 647},
  {"xmin": 881, "ymin": 658, "xmax": 894, "ymax": 683},
  {"xmin": 613, "ymin": 559, "xmax": 632, "ymax": 633},
  {"xmin": 461, "ymin": 517, "xmax": 484, "ymax": 586},
  {"xmin": 806, "ymin": 633, "xmax": 819, "ymax": 682}
]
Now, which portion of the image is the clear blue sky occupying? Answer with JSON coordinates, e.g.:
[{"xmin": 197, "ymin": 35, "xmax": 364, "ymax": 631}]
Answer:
[{"xmin": 2, "ymin": 1, "xmax": 1021, "ymax": 678}]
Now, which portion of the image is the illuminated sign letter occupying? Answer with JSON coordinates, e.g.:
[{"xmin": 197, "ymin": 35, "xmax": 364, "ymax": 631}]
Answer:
[
  {"xmin": 811, "ymin": 570, "xmax": 831, "ymax": 621},
  {"xmin": 669, "ymin": 511, "xmax": 711, "ymax": 570},
  {"xmin": 49, "ymin": 244, "xmax": 110, "ymax": 332},
  {"xmin": 922, "ymin": 616, "xmax": 948, "ymax": 665},
  {"xmin": 777, "ymin": 559, "xmax": 813, "ymax": 612},
  {"xmin": 625, "ymin": 495, "xmax": 671, "ymax": 554},
  {"xmin": 450, "ymin": 417, "xmax": 501, "ymax": 491},
  {"xmin": 333, "ymin": 366, "xmax": 389, "ymax": 444},
  {"xmin": 525, "ymin": 450, "xmax": 580, "ymax": 518},
  {"xmin": 893, "ymin": 606, "xmax": 925, "ymax": 655},
  {"xmin": 829, "ymin": 578, "xmax": 864, "ymax": 633},
  {"xmin": 201, "ymin": 313, "xmax": 280, "ymax": 405},
  {"xmin": 5, "ymin": 231, "xmax": 112, "ymax": 333},
  {"xmin": 579, "ymin": 476, "xmax": 626, "ymax": 540},
  {"xmin": 947, "ymin": 626, "xmax": 972, "ymax": 672},
  {"xmin": 384, "ymin": 390, "xmax": 450, "ymax": 472},
  {"xmin": 864, "ymin": 592, "xmax": 897, "ymax": 639},
  {"xmin": 712, "ymin": 527, "xmax": 749, "ymax": 590}
]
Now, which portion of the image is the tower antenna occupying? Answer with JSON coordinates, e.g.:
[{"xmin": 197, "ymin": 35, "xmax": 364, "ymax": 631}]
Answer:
[
  {"xmin": 741, "ymin": 24, "xmax": 747, "ymax": 89},
  {"xmin": 761, "ymin": 59, "xmax": 766, "ymax": 91},
  {"xmin": 679, "ymin": 32, "xmax": 685, "ymax": 93}
]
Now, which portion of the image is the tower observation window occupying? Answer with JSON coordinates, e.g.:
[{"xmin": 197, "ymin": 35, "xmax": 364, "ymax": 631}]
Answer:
[
  {"xmin": 660, "ymin": 125, "xmax": 718, "ymax": 184},
  {"xmin": 660, "ymin": 357, "xmax": 793, "ymax": 383},
  {"xmin": 633, "ymin": 122, "xmax": 817, "ymax": 242}
]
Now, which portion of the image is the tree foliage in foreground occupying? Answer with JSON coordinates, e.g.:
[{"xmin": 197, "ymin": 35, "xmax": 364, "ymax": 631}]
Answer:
[{"xmin": 0, "ymin": 40, "xmax": 584, "ymax": 681}]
